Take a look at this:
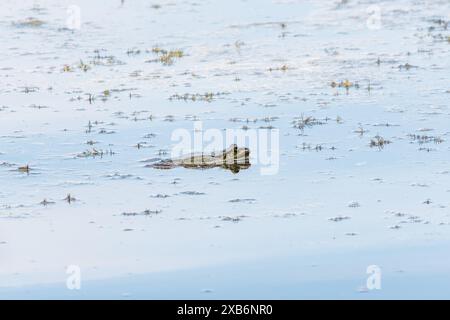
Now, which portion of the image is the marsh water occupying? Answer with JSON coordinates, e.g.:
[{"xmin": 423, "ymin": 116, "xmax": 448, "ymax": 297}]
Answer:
[{"xmin": 1, "ymin": 0, "xmax": 450, "ymax": 299}]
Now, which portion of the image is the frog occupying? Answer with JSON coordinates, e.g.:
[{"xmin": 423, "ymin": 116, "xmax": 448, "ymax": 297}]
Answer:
[{"xmin": 148, "ymin": 144, "xmax": 250, "ymax": 173}]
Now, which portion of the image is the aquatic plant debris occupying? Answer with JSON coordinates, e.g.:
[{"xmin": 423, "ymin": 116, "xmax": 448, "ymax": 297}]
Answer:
[
  {"xmin": 13, "ymin": 17, "xmax": 45, "ymax": 28},
  {"xmin": 1, "ymin": 0, "xmax": 450, "ymax": 300},
  {"xmin": 146, "ymin": 48, "xmax": 184, "ymax": 65}
]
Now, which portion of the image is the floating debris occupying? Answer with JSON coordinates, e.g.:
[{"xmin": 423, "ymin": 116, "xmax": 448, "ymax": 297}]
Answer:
[
  {"xmin": 348, "ymin": 201, "xmax": 361, "ymax": 208},
  {"xmin": 180, "ymin": 191, "xmax": 206, "ymax": 196},
  {"xmin": 329, "ymin": 216, "xmax": 351, "ymax": 222},
  {"xmin": 169, "ymin": 92, "xmax": 227, "ymax": 103},
  {"xmin": 14, "ymin": 17, "xmax": 45, "ymax": 28},
  {"xmin": 64, "ymin": 194, "xmax": 76, "ymax": 204},
  {"xmin": 398, "ymin": 63, "xmax": 418, "ymax": 70},
  {"xmin": 18, "ymin": 165, "xmax": 30, "ymax": 173},
  {"xmin": 228, "ymin": 198, "xmax": 256, "ymax": 204},
  {"xmin": 407, "ymin": 134, "xmax": 444, "ymax": 145},
  {"xmin": 331, "ymin": 80, "xmax": 359, "ymax": 90},
  {"xmin": 146, "ymin": 48, "xmax": 184, "ymax": 65},
  {"xmin": 40, "ymin": 199, "xmax": 55, "ymax": 206},
  {"xmin": 221, "ymin": 216, "xmax": 245, "ymax": 223},
  {"xmin": 292, "ymin": 115, "xmax": 324, "ymax": 132},
  {"xmin": 354, "ymin": 126, "xmax": 368, "ymax": 136},
  {"xmin": 122, "ymin": 209, "xmax": 162, "ymax": 216},
  {"xmin": 126, "ymin": 48, "xmax": 141, "ymax": 56},
  {"xmin": 150, "ymin": 194, "xmax": 170, "ymax": 199},
  {"xmin": 77, "ymin": 148, "xmax": 114, "ymax": 158},
  {"xmin": 91, "ymin": 50, "xmax": 124, "ymax": 66},
  {"xmin": 268, "ymin": 64, "xmax": 290, "ymax": 72},
  {"xmin": 370, "ymin": 135, "xmax": 391, "ymax": 149},
  {"xmin": 78, "ymin": 60, "xmax": 91, "ymax": 71},
  {"xmin": 299, "ymin": 143, "xmax": 324, "ymax": 152}
]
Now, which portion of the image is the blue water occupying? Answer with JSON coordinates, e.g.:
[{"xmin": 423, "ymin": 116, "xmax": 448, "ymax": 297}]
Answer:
[{"xmin": 1, "ymin": 0, "xmax": 450, "ymax": 299}]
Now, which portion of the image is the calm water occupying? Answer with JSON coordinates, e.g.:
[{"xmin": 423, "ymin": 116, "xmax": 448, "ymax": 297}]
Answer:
[{"xmin": 1, "ymin": 0, "xmax": 450, "ymax": 299}]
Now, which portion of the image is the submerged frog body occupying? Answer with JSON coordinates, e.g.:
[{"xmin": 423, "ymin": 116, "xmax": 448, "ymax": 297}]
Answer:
[{"xmin": 149, "ymin": 144, "xmax": 250, "ymax": 173}]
